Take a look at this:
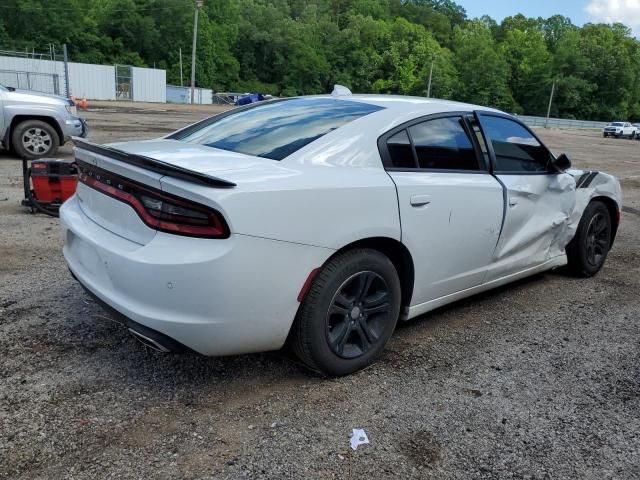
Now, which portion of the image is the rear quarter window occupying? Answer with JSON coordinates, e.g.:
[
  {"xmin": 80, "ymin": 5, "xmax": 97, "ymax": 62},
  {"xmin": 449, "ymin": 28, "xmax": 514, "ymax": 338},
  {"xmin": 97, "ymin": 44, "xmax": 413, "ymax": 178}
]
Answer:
[{"xmin": 170, "ymin": 98, "xmax": 383, "ymax": 160}]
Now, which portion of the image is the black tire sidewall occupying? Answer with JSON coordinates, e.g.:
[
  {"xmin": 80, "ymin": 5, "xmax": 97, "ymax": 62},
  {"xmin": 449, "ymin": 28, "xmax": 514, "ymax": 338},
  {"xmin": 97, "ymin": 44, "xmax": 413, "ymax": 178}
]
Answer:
[
  {"xmin": 11, "ymin": 120, "xmax": 60, "ymax": 159},
  {"xmin": 567, "ymin": 201, "xmax": 611, "ymax": 276},
  {"xmin": 297, "ymin": 249, "xmax": 401, "ymax": 376}
]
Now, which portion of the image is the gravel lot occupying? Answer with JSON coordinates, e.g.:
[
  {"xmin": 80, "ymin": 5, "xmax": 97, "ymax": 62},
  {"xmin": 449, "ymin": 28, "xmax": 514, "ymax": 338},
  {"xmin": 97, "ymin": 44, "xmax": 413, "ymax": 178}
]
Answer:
[{"xmin": 1, "ymin": 103, "xmax": 639, "ymax": 479}]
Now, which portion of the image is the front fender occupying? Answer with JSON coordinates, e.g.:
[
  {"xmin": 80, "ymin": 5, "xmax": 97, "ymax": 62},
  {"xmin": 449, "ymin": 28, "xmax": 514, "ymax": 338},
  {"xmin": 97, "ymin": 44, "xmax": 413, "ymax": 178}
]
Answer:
[
  {"xmin": 566, "ymin": 169, "xmax": 622, "ymax": 244},
  {"xmin": 4, "ymin": 104, "xmax": 66, "ymax": 123},
  {"xmin": 4, "ymin": 104, "xmax": 69, "ymax": 144}
]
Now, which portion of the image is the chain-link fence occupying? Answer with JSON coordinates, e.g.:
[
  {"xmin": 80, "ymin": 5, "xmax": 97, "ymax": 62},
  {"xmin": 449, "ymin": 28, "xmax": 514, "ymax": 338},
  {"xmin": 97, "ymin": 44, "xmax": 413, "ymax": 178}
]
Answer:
[
  {"xmin": 0, "ymin": 48, "xmax": 67, "ymax": 96},
  {"xmin": 115, "ymin": 64, "xmax": 132, "ymax": 100},
  {"xmin": 0, "ymin": 69, "xmax": 61, "ymax": 95}
]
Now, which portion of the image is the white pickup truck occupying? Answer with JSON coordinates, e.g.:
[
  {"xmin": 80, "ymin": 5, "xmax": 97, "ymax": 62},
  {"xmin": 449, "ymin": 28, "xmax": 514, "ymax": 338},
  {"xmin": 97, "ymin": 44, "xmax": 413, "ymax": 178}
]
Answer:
[{"xmin": 603, "ymin": 122, "xmax": 637, "ymax": 139}]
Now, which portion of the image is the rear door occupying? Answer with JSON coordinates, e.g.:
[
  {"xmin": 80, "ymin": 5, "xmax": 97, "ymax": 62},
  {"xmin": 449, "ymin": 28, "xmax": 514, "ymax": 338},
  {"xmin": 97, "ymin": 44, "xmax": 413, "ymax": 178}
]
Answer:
[
  {"xmin": 475, "ymin": 112, "xmax": 575, "ymax": 282},
  {"xmin": 381, "ymin": 113, "xmax": 504, "ymax": 304},
  {"xmin": 624, "ymin": 123, "xmax": 634, "ymax": 136}
]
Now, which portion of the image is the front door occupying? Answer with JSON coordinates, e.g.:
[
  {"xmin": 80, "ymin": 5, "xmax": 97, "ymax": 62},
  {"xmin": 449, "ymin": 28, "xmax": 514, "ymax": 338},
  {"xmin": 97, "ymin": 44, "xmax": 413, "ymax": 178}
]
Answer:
[
  {"xmin": 475, "ymin": 113, "xmax": 575, "ymax": 282},
  {"xmin": 382, "ymin": 114, "xmax": 504, "ymax": 305}
]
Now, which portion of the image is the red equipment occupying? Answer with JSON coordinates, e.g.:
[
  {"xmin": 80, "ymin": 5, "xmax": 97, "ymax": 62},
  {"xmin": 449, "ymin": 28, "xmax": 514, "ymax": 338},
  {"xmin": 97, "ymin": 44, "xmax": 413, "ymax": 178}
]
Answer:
[{"xmin": 22, "ymin": 158, "xmax": 78, "ymax": 217}]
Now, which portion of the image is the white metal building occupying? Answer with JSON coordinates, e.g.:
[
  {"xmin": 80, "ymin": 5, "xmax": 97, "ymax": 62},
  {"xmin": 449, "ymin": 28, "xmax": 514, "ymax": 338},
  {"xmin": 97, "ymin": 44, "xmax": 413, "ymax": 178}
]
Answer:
[
  {"xmin": 0, "ymin": 55, "xmax": 166, "ymax": 102},
  {"xmin": 131, "ymin": 67, "xmax": 166, "ymax": 103},
  {"xmin": 166, "ymin": 85, "xmax": 213, "ymax": 104}
]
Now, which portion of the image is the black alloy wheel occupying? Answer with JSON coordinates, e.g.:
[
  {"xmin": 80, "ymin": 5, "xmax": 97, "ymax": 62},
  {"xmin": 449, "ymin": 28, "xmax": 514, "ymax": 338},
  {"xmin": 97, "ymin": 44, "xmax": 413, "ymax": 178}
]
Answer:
[
  {"xmin": 290, "ymin": 248, "xmax": 401, "ymax": 376},
  {"xmin": 326, "ymin": 271, "xmax": 392, "ymax": 359},
  {"xmin": 566, "ymin": 200, "xmax": 612, "ymax": 277},
  {"xmin": 584, "ymin": 212, "xmax": 610, "ymax": 268}
]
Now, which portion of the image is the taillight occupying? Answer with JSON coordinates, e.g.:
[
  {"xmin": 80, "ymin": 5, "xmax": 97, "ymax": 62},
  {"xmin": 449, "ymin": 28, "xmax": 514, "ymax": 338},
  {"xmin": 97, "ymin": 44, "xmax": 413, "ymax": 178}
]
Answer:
[{"xmin": 77, "ymin": 161, "xmax": 229, "ymax": 238}]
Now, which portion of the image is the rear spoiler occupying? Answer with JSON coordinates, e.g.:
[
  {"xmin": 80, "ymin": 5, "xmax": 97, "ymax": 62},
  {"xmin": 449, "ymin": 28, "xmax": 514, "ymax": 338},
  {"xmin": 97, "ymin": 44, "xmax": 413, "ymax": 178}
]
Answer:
[{"xmin": 71, "ymin": 138, "xmax": 236, "ymax": 188}]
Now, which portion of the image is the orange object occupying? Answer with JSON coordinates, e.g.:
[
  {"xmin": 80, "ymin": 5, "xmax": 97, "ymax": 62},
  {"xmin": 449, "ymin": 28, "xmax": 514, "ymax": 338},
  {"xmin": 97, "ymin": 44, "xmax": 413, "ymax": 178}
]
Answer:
[
  {"xmin": 30, "ymin": 160, "xmax": 78, "ymax": 204},
  {"xmin": 81, "ymin": 97, "xmax": 88, "ymax": 109}
]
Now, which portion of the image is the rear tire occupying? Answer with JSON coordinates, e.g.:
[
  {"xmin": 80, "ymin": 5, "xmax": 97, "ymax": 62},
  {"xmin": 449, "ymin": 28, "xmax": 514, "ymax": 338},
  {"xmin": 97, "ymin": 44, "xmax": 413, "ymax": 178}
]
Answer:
[
  {"xmin": 11, "ymin": 120, "xmax": 60, "ymax": 159},
  {"xmin": 566, "ymin": 201, "xmax": 612, "ymax": 277},
  {"xmin": 291, "ymin": 249, "xmax": 401, "ymax": 376}
]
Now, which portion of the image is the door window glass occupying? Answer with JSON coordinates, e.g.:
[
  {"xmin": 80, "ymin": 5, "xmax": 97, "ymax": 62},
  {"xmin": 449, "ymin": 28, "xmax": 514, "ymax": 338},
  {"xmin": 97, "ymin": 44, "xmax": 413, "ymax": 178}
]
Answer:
[
  {"xmin": 408, "ymin": 117, "xmax": 479, "ymax": 170},
  {"xmin": 481, "ymin": 116, "xmax": 551, "ymax": 172}
]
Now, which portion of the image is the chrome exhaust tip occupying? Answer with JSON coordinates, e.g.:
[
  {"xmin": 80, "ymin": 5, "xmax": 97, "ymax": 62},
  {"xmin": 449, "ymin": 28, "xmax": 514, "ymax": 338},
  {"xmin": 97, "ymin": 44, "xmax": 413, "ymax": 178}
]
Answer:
[{"xmin": 128, "ymin": 328, "xmax": 171, "ymax": 353}]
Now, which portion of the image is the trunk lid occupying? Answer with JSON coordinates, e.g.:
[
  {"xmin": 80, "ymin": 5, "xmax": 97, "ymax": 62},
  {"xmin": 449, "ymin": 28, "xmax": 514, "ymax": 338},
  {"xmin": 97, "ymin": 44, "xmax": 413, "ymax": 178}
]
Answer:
[
  {"xmin": 73, "ymin": 139, "xmax": 290, "ymax": 244},
  {"xmin": 109, "ymin": 138, "xmax": 286, "ymax": 183},
  {"xmin": 74, "ymin": 146, "xmax": 165, "ymax": 245}
]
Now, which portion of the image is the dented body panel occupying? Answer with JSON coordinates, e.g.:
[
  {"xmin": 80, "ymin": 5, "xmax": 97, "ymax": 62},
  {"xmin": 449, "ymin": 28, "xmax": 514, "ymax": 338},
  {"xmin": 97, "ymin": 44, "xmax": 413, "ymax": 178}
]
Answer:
[
  {"xmin": 485, "ymin": 172, "xmax": 576, "ymax": 282},
  {"xmin": 566, "ymin": 169, "xmax": 622, "ymax": 240}
]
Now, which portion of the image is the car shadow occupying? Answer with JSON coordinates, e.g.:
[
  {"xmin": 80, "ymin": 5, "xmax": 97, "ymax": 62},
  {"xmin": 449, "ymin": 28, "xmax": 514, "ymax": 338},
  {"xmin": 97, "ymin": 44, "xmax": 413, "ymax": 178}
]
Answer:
[
  {"xmin": 394, "ymin": 271, "xmax": 553, "ymax": 334},
  {"xmin": 53, "ymin": 269, "xmax": 568, "ymax": 393}
]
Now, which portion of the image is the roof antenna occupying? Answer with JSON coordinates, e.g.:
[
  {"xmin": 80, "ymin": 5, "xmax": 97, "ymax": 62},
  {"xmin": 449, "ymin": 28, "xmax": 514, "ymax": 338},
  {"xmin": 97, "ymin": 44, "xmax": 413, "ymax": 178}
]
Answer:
[{"xmin": 332, "ymin": 84, "xmax": 352, "ymax": 96}]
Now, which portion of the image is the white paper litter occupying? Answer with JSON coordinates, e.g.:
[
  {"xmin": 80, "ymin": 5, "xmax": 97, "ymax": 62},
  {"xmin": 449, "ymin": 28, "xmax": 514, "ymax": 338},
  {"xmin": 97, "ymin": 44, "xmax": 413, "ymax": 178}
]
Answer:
[{"xmin": 350, "ymin": 428, "xmax": 369, "ymax": 450}]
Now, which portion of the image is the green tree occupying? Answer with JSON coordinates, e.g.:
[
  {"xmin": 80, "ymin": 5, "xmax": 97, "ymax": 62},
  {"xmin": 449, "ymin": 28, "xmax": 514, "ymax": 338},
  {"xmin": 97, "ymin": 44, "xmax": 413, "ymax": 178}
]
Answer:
[
  {"xmin": 541, "ymin": 15, "xmax": 576, "ymax": 51},
  {"xmin": 0, "ymin": 0, "xmax": 639, "ymax": 119},
  {"xmin": 452, "ymin": 20, "xmax": 514, "ymax": 110},
  {"xmin": 499, "ymin": 27, "xmax": 552, "ymax": 115}
]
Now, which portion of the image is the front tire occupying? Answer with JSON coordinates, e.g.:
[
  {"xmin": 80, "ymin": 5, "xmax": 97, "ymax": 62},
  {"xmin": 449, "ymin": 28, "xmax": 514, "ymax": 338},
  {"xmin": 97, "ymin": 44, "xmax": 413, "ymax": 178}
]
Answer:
[
  {"xmin": 291, "ymin": 249, "xmax": 401, "ymax": 376},
  {"xmin": 11, "ymin": 120, "xmax": 60, "ymax": 159},
  {"xmin": 566, "ymin": 201, "xmax": 612, "ymax": 277}
]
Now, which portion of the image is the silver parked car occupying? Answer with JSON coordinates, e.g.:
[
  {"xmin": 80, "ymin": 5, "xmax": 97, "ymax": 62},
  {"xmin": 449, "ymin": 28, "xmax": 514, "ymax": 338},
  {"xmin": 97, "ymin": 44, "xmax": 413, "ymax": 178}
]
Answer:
[{"xmin": 0, "ymin": 84, "xmax": 87, "ymax": 158}]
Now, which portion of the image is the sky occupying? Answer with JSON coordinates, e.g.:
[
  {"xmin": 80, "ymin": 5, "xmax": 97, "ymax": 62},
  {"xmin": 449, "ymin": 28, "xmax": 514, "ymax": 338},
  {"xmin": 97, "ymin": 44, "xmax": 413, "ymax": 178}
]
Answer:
[{"xmin": 456, "ymin": 0, "xmax": 640, "ymax": 36}]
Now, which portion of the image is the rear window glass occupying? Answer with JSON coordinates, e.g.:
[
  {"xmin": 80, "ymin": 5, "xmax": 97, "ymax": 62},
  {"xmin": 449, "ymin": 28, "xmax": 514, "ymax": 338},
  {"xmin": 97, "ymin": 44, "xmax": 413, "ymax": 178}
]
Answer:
[
  {"xmin": 387, "ymin": 130, "xmax": 414, "ymax": 168},
  {"xmin": 171, "ymin": 98, "xmax": 384, "ymax": 160}
]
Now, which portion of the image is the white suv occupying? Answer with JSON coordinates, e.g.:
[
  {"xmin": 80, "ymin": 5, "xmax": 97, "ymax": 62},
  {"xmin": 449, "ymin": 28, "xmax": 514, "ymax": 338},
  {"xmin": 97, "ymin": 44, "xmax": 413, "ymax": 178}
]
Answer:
[{"xmin": 603, "ymin": 122, "xmax": 637, "ymax": 139}]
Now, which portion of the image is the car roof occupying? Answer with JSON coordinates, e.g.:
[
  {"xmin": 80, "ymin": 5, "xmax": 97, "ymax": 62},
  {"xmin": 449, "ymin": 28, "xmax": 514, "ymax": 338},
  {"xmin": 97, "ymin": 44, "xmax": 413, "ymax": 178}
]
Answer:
[{"xmin": 303, "ymin": 94, "xmax": 504, "ymax": 116}]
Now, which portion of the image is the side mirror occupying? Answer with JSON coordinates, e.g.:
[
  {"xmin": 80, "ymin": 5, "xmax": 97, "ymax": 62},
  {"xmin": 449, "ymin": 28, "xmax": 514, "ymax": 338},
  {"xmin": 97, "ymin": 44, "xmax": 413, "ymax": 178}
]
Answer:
[
  {"xmin": 551, "ymin": 153, "xmax": 571, "ymax": 172},
  {"xmin": 6, "ymin": 86, "xmax": 15, "ymax": 92}
]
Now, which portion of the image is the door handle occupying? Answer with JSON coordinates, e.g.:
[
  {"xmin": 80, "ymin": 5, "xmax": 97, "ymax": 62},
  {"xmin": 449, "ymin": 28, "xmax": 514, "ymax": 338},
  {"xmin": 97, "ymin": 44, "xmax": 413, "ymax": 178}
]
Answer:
[{"xmin": 410, "ymin": 194, "xmax": 431, "ymax": 207}]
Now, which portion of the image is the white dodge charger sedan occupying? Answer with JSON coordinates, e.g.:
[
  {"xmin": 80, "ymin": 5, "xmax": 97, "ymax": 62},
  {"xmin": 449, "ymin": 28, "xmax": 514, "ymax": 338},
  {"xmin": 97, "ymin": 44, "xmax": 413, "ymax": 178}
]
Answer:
[{"xmin": 61, "ymin": 89, "xmax": 622, "ymax": 375}]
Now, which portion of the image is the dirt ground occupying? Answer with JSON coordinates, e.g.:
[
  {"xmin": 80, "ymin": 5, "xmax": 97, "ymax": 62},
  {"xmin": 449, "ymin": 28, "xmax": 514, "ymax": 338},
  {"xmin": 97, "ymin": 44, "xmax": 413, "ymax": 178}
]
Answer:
[{"xmin": 0, "ymin": 102, "xmax": 638, "ymax": 479}]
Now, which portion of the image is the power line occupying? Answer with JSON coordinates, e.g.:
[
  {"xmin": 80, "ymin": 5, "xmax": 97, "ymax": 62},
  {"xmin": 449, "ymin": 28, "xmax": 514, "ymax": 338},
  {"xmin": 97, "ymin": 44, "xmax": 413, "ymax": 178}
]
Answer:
[{"xmin": 0, "ymin": 4, "xmax": 185, "ymax": 12}]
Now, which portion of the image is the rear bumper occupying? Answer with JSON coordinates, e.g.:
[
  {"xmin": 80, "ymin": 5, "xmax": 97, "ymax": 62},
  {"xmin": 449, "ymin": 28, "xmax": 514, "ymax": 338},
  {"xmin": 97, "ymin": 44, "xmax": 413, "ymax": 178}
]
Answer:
[
  {"xmin": 60, "ymin": 195, "xmax": 333, "ymax": 356},
  {"xmin": 71, "ymin": 272, "xmax": 192, "ymax": 353}
]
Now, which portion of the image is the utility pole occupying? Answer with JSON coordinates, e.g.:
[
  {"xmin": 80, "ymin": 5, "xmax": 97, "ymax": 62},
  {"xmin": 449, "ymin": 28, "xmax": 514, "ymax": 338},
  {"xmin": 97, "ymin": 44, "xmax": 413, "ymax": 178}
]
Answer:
[
  {"xmin": 426, "ymin": 56, "xmax": 435, "ymax": 98},
  {"xmin": 545, "ymin": 80, "xmax": 556, "ymax": 128},
  {"xmin": 179, "ymin": 47, "xmax": 184, "ymax": 87},
  {"xmin": 62, "ymin": 43, "xmax": 71, "ymax": 98},
  {"xmin": 190, "ymin": 0, "xmax": 203, "ymax": 104}
]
